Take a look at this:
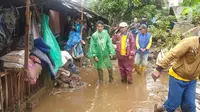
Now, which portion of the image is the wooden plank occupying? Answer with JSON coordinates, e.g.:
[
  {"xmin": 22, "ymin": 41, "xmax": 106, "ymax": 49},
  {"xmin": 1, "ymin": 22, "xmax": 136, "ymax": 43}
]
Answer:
[
  {"xmin": 11, "ymin": 74, "xmax": 13, "ymax": 105},
  {"xmin": 20, "ymin": 86, "xmax": 47, "ymax": 111},
  {"xmin": 28, "ymin": 83, "xmax": 31, "ymax": 96},
  {"xmin": 18, "ymin": 72, "xmax": 21, "ymax": 104},
  {"xmin": 21, "ymin": 74, "xmax": 25, "ymax": 102},
  {"xmin": 0, "ymin": 78, "xmax": 4, "ymax": 112},
  {"xmin": 5, "ymin": 75, "xmax": 8, "ymax": 109},
  {"xmin": 0, "ymin": 73, "xmax": 6, "ymax": 77}
]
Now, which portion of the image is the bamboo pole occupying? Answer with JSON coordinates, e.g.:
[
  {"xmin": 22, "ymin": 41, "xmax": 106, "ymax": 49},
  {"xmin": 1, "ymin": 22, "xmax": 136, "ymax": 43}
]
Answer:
[
  {"xmin": 80, "ymin": 0, "xmax": 84, "ymax": 37},
  {"xmin": 79, "ymin": 0, "xmax": 84, "ymax": 67},
  {"xmin": 25, "ymin": 0, "xmax": 31, "ymax": 72},
  {"xmin": 24, "ymin": 0, "xmax": 31, "ymax": 106}
]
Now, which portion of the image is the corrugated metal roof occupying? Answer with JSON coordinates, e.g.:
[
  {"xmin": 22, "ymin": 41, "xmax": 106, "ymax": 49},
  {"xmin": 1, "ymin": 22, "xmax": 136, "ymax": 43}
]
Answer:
[{"xmin": 1, "ymin": 0, "xmax": 108, "ymax": 22}]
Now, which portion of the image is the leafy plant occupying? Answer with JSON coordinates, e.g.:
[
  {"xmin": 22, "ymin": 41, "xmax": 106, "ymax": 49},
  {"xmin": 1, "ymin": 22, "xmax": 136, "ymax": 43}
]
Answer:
[
  {"xmin": 149, "ymin": 11, "xmax": 180, "ymax": 50},
  {"xmin": 91, "ymin": 0, "xmax": 165, "ymax": 24}
]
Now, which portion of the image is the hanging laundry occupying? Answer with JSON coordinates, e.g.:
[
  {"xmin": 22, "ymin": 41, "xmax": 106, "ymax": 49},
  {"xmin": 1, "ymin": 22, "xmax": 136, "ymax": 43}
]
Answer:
[
  {"xmin": 66, "ymin": 31, "xmax": 82, "ymax": 51},
  {"xmin": 34, "ymin": 37, "xmax": 55, "ymax": 67},
  {"xmin": 34, "ymin": 37, "xmax": 51, "ymax": 54},
  {"xmin": 31, "ymin": 47, "xmax": 56, "ymax": 78},
  {"xmin": 42, "ymin": 14, "xmax": 62, "ymax": 73},
  {"xmin": 71, "ymin": 42, "xmax": 84, "ymax": 59},
  {"xmin": 61, "ymin": 51, "xmax": 73, "ymax": 66},
  {"xmin": 0, "ymin": 6, "xmax": 20, "ymax": 56},
  {"xmin": 25, "ymin": 55, "xmax": 42, "ymax": 84},
  {"xmin": 31, "ymin": 17, "xmax": 39, "ymax": 39},
  {"xmin": 0, "ymin": 14, "xmax": 7, "ymax": 51}
]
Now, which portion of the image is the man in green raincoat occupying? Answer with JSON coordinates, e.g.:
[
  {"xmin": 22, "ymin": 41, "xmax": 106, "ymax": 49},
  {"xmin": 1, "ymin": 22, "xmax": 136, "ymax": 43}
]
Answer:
[{"xmin": 88, "ymin": 21, "xmax": 116, "ymax": 82}]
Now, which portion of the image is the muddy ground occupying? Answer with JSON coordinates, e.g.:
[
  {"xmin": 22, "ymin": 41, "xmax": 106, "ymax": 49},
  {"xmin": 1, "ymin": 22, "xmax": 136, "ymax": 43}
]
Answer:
[{"xmin": 33, "ymin": 60, "xmax": 175, "ymax": 112}]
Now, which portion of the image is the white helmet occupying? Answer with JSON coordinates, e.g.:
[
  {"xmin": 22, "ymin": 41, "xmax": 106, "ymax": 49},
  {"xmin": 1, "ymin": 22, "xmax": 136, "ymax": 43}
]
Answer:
[{"xmin": 119, "ymin": 22, "xmax": 128, "ymax": 27}]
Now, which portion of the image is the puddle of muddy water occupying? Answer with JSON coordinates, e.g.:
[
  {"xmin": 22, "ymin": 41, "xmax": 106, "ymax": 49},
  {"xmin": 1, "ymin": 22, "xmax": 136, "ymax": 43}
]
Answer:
[{"xmin": 33, "ymin": 61, "xmax": 169, "ymax": 112}]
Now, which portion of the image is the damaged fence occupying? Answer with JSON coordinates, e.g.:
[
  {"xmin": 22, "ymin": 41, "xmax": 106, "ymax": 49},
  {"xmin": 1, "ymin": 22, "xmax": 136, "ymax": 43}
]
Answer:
[{"xmin": 0, "ymin": 69, "xmax": 47, "ymax": 112}]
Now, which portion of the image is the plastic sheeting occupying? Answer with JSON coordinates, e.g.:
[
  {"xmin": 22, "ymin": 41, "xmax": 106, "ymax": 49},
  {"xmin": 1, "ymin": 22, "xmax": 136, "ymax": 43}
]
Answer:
[
  {"xmin": 88, "ymin": 30, "xmax": 116, "ymax": 69},
  {"xmin": 66, "ymin": 31, "xmax": 81, "ymax": 51},
  {"xmin": 42, "ymin": 14, "xmax": 62, "ymax": 73}
]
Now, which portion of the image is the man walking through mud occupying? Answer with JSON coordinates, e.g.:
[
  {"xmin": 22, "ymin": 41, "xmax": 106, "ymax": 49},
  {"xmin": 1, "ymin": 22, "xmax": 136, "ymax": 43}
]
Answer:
[
  {"xmin": 152, "ymin": 36, "xmax": 200, "ymax": 112},
  {"xmin": 88, "ymin": 21, "xmax": 116, "ymax": 83},
  {"xmin": 112, "ymin": 22, "xmax": 136, "ymax": 84},
  {"xmin": 135, "ymin": 24, "xmax": 152, "ymax": 75}
]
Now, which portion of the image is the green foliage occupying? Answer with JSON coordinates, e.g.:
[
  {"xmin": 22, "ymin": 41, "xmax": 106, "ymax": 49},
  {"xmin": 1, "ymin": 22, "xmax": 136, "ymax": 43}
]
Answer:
[
  {"xmin": 180, "ymin": 1, "xmax": 200, "ymax": 25},
  {"xmin": 180, "ymin": 0, "xmax": 200, "ymax": 7},
  {"xmin": 91, "ymin": 0, "xmax": 165, "ymax": 24},
  {"xmin": 132, "ymin": 5, "xmax": 157, "ymax": 22},
  {"xmin": 92, "ymin": 0, "xmax": 128, "ymax": 24},
  {"xmin": 149, "ymin": 12, "xmax": 180, "ymax": 50},
  {"xmin": 191, "ymin": 3, "xmax": 200, "ymax": 25}
]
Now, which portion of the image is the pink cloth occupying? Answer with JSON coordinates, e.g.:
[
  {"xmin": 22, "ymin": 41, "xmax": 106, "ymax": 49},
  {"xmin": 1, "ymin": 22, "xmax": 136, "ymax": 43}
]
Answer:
[{"xmin": 25, "ymin": 56, "xmax": 42, "ymax": 84}]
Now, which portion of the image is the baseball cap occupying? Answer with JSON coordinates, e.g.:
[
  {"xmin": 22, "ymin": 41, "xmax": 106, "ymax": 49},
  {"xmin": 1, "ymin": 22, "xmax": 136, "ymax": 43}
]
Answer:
[{"xmin": 139, "ymin": 24, "xmax": 147, "ymax": 30}]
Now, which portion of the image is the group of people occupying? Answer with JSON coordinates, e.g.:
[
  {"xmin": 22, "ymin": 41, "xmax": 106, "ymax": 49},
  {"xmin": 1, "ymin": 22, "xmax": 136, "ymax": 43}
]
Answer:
[
  {"xmin": 88, "ymin": 19, "xmax": 200, "ymax": 112},
  {"xmin": 88, "ymin": 20, "xmax": 152, "ymax": 84}
]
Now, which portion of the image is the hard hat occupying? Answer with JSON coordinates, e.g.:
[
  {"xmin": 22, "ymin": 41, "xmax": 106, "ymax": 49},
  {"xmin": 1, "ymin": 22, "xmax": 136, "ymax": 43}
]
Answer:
[{"xmin": 119, "ymin": 22, "xmax": 128, "ymax": 27}]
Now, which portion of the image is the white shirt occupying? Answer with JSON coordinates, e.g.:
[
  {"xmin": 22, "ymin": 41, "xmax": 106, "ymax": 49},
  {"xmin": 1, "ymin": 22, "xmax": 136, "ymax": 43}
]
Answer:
[{"xmin": 61, "ymin": 51, "xmax": 73, "ymax": 66}]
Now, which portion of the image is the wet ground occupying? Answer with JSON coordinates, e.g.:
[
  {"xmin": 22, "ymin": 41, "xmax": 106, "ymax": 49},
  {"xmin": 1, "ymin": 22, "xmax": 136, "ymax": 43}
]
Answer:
[{"xmin": 34, "ymin": 60, "xmax": 170, "ymax": 112}]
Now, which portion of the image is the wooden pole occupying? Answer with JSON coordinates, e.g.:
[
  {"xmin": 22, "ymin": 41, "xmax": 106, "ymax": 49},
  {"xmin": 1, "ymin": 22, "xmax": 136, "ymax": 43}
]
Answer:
[
  {"xmin": 79, "ymin": 0, "xmax": 84, "ymax": 67},
  {"xmin": 80, "ymin": 0, "xmax": 84, "ymax": 37},
  {"xmin": 24, "ymin": 0, "xmax": 31, "ymax": 106},
  {"xmin": 25, "ymin": 0, "xmax": 31, "ymax": 71},
  {"xmin": 0, "ymin": 78, "xmax": 4, "ymax": 112},
  {"xmin": 25, "ymin": 0, "xmax": 31, "ymax": 103}
]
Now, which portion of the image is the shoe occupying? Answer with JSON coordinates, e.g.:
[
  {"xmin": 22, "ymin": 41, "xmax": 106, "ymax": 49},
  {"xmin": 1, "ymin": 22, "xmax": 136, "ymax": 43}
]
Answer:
[
  {"xmin": 109, "ymin": 78, "xmax": 114, "ymax": 83},
  {"xmin": 121, "ymin": 76, "xmax": 127, "ymax": 83},
  {"xmin": 154, "ymin": 104, "xmax": 166, "ymax": 112},
  {"xmin": 128, "ymin": 80, "xmax": 133, "ymax": 84},
  {"xmin": 135, "ymin": 65, "xmax": 142, "ymax": 74},
  {"xmin": 141, "ymin": 66, "xmax": 146, "ymax": 74}
]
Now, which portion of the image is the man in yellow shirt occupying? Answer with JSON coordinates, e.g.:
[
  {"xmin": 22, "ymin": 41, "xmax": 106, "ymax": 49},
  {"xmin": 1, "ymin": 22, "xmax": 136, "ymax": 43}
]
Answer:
[
  {"xmin": 152, "ymin": 36, "xmax": 200, "ymax": 112},
  {"xmin": 112, "ymin": 22, "xmax": 136, "ymax": 84}
]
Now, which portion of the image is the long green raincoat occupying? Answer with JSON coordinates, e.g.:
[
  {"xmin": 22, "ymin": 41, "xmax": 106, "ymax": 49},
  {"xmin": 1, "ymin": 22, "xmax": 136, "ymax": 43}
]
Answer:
[{"xmin": 88, "ymin": 30, "xmax": 116, "ymax": 69}]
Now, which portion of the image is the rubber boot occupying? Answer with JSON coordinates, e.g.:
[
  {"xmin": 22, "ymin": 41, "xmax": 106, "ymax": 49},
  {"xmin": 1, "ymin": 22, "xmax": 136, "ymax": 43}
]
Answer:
[
  {"xmin": 135, "ymin": 65, "xmax": 142, "ymax": 74},
  {"xmin": 97, "ymin": 69, "xmax": 103, "ymax": 82},
  {"xmin": 154, "ymin": 104, "xmax": 167, "ymax": 112},
  {"xmin": 132, "ymin": 64, "xmax": 136, "ymax": 72},
  {"xmin": 108, "ymin": 68, "xmax": 114, "ymax": 83},
  {"xmin": 141, "ymin": 66, "xmax": 146, "ymax": 74},
  {"xmin": 121, "ymin": 76, "xmax": 127, "ymax": 83},
  {"xmin": 127, "ymin": 72, "xmax": 133, "ymax": 84}
]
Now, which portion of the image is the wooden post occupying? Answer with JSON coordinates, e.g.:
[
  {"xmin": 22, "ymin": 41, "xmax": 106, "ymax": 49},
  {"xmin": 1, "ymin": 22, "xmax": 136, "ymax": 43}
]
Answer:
[
  {"xmin": 25, "ymin": 0, "xmax": 31, "ymax": 71},
  {"xmin": 24, "ymin": 0, "xmax": 31, "ymax": 106},
  {"xmin": 80, "ymin": 0, "xmax": 84, "ymax": 37},
  {"xmin": 5, "ymin": 75, "xmax": 8, "ymax": 110},
  {"xmin": 80, "ymin": 0, "xmax": 85, "ymax": 67},
  {"xmin": 0, "ymin": 78, "xmax": 4, "ymax": 112}
]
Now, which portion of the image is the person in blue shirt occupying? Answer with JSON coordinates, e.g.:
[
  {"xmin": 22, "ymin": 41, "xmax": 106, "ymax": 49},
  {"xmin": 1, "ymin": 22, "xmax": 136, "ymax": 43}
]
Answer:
[
  {"xmin": 135, "ymin": 24, "xmax": 152, "ymax": 74},
  {"xmin": 130, "ymin": 25, "xmax": 139, "ymax": 39}
]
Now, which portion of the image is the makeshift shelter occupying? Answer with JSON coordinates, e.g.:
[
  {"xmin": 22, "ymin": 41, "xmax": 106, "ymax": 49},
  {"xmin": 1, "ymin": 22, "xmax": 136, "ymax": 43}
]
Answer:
[{"xmin": 0, "ymin": 0, "xmax": 107, "ymax": 111}]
